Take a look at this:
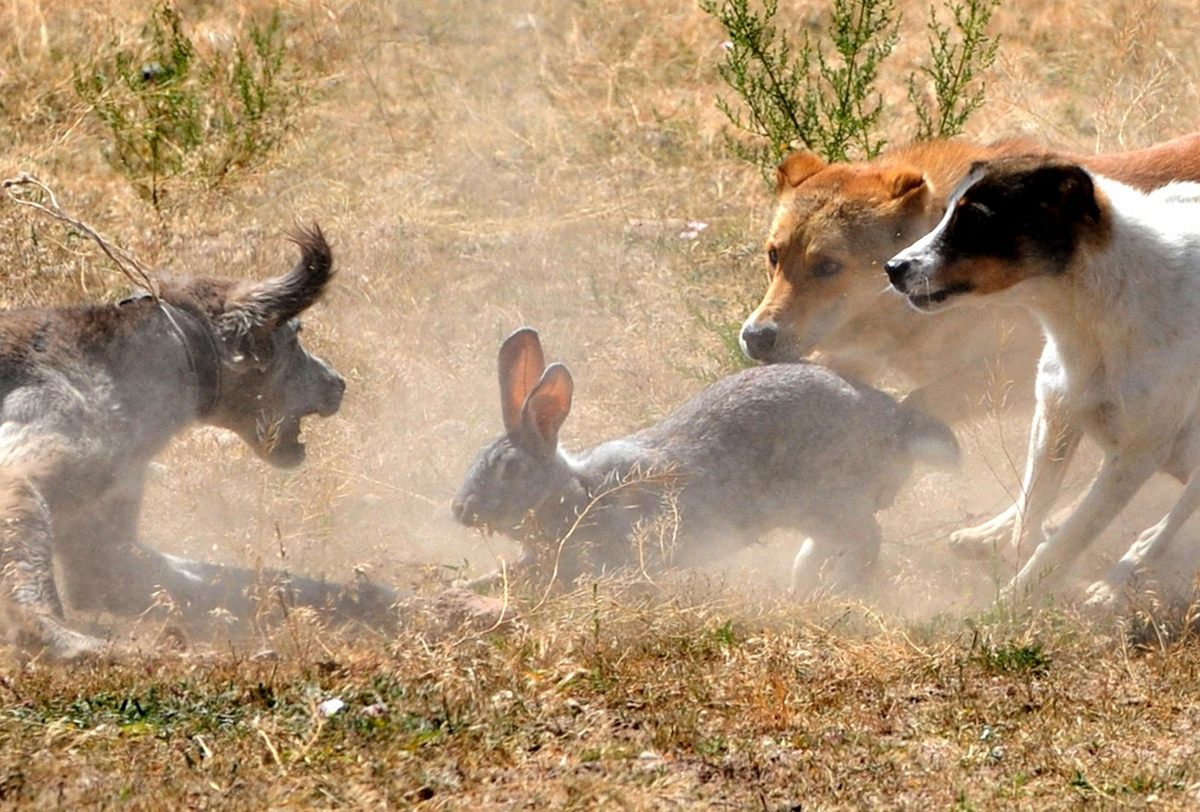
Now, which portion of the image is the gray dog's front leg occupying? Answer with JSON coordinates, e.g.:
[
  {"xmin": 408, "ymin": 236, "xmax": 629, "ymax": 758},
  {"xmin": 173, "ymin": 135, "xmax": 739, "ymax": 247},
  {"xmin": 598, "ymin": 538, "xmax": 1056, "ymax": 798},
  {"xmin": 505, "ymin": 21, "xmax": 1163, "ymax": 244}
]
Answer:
[
  {"xmin": 64, "ymin": 536, "xmax": 399, "ymax": 631},
  {"xmin": 149, "ymin": 546, "xmax": 401, "ymax": 628},
  {"xmin": 0, "ymin": 475, "xmax": 110, "ymax": 661}
]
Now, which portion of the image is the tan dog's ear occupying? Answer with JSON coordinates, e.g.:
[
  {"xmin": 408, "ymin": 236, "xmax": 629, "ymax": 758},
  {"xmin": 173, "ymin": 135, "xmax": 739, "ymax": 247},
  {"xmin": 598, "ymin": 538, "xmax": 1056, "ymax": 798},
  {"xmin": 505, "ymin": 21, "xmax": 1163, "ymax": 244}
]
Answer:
[
  {"xmin": 881, "ymin": 165, "xmax": 926, "ymax": 199},
  {"xmin": 776, "ymin": 150, "xmax": 826, "ymax": 194}
]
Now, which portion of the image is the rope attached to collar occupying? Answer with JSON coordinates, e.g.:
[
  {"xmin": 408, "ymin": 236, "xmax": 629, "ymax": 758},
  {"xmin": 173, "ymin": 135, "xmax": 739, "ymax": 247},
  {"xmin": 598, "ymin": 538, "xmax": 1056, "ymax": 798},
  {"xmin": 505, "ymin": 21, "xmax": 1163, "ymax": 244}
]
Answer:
[{"xmin": 121, "ymin": 293, "xmax": 221, "ymax": 419}]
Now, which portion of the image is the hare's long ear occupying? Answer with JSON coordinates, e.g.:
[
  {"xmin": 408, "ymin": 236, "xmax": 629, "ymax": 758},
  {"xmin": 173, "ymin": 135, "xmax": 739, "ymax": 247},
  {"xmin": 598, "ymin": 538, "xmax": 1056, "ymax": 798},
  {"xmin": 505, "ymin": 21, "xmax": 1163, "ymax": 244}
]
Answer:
[
  {"xmin": 519, "ymin": 363, "xmax": 573, "ymax": 457},
  {"xmin": 498, "ymin": 327, "xmax": 545, "ymax": 434}
]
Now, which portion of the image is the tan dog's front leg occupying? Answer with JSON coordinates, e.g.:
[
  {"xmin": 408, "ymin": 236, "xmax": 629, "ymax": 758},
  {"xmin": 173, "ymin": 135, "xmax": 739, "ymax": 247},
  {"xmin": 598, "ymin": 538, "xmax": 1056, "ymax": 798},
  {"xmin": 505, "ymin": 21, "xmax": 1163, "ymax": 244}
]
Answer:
[
  {"xmin": 1000, "ymin": 450, "xmax": 1160, "ymax": 603},
  {"xmin": 951, "ymin": 396, "xmax": 1082, "ymax": 562}
]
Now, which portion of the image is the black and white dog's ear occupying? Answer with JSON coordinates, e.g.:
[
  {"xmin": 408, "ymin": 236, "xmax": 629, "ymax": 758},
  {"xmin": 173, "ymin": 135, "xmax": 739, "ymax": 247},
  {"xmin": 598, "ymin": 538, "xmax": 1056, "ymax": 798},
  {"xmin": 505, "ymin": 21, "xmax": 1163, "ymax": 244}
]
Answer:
[
  {"xmin": 217, "ymin": 223, "xmax": 333, "ymax": 366},
  {"xmin": 1017, "ymin": 161, "xmax": 1100, "ymax": 224}
]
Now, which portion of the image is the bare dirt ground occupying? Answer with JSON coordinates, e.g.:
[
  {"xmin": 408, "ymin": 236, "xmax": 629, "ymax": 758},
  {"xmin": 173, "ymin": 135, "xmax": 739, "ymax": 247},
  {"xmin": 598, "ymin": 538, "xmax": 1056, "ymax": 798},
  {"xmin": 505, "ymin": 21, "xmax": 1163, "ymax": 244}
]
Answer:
[{"xmin": 2, "ymin": 0, "xmax": 1200, "ymax": 807}]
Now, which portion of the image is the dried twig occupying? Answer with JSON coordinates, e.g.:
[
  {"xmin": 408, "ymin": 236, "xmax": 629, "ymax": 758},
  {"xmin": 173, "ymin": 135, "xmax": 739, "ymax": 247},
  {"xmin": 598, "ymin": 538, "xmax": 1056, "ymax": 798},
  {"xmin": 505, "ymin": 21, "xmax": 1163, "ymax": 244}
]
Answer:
[{"xmin": 2, "ymin": 172, "xmax": 160, "ymax": 298}]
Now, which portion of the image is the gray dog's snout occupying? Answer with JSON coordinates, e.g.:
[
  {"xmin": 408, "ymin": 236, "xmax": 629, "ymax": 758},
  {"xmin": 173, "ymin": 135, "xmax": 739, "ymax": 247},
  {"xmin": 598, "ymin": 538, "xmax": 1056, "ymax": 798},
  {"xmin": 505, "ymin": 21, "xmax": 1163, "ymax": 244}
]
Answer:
[
  {"xmin": 318, "ymin": 372, "xmax": 346, "ymax": 416},
  {"xmin": 884, "ymin": 258, "xmax": 911, "ymax": 292},
  {"xmin": 740, "ymin": 322, "xmax": 777, "ymax": 360}
]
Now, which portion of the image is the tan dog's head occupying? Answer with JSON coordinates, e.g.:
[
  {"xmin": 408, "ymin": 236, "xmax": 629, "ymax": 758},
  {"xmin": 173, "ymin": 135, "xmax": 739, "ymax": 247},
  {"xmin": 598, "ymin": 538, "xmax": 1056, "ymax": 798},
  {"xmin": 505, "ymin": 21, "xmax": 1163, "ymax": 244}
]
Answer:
[
  {"xmin": 884, "ymin": 156, "xmax": 1105, "ymax": 313},
  {"xmin": 739, "ymin": 149, "xmax": 935, "ymax": 363}
]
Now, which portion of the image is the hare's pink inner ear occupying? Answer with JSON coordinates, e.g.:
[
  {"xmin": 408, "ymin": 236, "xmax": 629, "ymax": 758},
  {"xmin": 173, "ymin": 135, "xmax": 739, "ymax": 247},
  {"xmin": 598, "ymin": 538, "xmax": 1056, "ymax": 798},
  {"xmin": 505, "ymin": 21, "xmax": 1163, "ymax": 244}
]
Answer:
[
  {"xmin": 520, "ymin": 363, "xmax": 573, "ymax": 454},
  {"xmin": 498, "ymin": 327, "xmax": 546, "ymax": 434}
]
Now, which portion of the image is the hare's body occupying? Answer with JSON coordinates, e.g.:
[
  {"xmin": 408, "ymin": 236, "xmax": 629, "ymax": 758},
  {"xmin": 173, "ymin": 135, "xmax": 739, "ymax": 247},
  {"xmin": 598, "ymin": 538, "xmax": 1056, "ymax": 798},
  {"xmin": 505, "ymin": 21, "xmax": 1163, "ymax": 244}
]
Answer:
[{"xmin": 453, "ymin": 329, "xmax": 958, "ymax": 595}]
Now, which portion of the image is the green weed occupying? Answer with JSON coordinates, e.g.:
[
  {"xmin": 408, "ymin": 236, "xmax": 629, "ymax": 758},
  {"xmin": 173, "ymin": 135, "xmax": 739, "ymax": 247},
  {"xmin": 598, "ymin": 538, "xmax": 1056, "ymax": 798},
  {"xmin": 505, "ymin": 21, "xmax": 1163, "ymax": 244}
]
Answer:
[
  {"xmin": 703, "ymin": 0, "xmax": 1001, "ymax": 178},
  {"xmin": 74, "ymin": 3, "xmax": 300, "ymax": 210}
]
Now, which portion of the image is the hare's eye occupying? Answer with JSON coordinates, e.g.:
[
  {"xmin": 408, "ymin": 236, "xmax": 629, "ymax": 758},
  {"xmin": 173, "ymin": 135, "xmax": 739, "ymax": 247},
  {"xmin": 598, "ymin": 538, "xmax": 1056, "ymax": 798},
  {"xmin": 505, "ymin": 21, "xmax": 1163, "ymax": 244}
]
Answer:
[
  {"xmin": 767, "ymin": 246, "xmax": 779, "ymax": 267},
  {"xmin": 498, "ymin": 457, "xmax": 521, "ymax": 481}
]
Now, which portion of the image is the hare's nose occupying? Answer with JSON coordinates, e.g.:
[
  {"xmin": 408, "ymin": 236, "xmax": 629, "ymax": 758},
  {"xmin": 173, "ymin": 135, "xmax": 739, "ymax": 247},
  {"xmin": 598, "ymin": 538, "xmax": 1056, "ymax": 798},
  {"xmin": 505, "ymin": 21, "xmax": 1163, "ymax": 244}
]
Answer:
[{"xmin": 451, "ymin": 495, "xmax": 468, "ymax": 523}]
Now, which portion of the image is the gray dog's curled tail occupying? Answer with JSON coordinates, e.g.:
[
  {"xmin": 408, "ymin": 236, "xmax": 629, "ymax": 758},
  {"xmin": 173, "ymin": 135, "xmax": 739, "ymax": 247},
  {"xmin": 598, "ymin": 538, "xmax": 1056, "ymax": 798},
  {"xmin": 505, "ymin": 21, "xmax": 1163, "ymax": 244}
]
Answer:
[{"xmin": 901, "ymin": 408, "xmax": 961, "ymax": 469}]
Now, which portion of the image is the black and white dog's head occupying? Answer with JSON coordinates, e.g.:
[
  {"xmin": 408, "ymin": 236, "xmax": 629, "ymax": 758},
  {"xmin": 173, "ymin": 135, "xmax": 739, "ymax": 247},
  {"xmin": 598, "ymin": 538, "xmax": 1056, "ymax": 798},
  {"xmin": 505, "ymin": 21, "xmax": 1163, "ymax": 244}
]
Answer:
[{"xmin": 883, "ymin": 156, "xmax": 1105, "ymax": 312}]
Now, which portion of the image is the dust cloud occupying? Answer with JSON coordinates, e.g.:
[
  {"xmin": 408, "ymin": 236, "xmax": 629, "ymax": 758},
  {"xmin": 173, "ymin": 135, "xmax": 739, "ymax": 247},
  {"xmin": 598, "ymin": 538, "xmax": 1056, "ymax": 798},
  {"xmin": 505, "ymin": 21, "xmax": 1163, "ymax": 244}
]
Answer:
[{"xmin": 6, "ymin": 0, "xmax": 1200, "ymax": 632}]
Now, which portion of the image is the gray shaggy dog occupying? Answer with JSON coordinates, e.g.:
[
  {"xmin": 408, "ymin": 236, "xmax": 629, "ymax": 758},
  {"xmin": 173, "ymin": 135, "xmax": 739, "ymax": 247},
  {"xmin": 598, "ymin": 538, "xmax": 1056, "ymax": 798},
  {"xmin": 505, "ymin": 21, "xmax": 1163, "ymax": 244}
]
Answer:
[{"xmin": 0, "ymin": 225, "xmax": 392, "ymax": 660}]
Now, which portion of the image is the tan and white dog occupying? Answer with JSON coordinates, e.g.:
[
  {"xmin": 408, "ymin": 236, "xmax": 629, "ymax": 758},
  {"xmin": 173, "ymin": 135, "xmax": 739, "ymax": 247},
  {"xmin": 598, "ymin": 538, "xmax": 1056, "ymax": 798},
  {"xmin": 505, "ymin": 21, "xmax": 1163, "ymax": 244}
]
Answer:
[
  {"xmin": 740, "ymin": 133, "xmax": 1200, "ymax": 424},
  {"xmin": 884, "ymin": 155, "xmax": 1200, "ymax": 604}
]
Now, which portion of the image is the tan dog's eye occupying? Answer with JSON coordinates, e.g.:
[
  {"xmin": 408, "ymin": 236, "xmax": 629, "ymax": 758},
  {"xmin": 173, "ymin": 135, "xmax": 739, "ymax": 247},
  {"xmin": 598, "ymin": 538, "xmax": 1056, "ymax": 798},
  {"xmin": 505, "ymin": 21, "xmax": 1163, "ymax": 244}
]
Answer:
[
  {"xmin": 810, "ymin": 258, "xmax": 843, "ymax": 279},
  {"xmin": 767, "ymin": 246, "xmax": 779, "ymax": 267}
]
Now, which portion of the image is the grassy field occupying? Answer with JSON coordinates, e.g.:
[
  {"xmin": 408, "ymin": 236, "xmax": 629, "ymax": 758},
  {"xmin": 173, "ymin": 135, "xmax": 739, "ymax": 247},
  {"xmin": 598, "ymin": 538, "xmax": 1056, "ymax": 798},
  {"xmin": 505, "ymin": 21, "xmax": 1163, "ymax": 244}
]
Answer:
[{"xmin": 2, "ymin": 0, "xmax": 1200, "ymax": 807}]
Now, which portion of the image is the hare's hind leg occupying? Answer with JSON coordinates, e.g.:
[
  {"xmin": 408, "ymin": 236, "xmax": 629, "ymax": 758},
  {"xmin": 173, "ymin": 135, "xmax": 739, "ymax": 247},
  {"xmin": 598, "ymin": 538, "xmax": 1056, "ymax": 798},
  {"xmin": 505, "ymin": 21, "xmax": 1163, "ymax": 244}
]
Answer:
[{"xmin": 790, "ymin": 511, "xmax": 882, "ymax": 600}]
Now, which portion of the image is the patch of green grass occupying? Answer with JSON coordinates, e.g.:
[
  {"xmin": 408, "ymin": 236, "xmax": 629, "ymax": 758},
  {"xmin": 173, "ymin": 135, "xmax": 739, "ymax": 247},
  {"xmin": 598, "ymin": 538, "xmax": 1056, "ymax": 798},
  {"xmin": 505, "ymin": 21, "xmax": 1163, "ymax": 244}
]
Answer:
[{"xmin": 973, "ymin": 640, "xmax": 1051, "ymax": 677}]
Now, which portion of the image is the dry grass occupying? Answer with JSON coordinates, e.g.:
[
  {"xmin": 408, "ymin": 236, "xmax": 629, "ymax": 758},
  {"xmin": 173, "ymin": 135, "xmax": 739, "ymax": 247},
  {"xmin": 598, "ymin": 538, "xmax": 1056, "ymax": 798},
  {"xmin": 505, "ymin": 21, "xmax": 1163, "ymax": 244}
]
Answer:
[{"xmin": 1, "ymin": 0, "xmax": 1200, "ymax": 807}]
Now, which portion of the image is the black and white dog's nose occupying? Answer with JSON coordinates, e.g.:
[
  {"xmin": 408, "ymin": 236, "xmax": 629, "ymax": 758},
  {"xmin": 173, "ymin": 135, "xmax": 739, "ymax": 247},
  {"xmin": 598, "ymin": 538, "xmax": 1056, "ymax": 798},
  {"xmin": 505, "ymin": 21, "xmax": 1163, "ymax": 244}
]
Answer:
[{"xmin": 884, "ymin": 258, "xmax": 911, "ymax": 292}]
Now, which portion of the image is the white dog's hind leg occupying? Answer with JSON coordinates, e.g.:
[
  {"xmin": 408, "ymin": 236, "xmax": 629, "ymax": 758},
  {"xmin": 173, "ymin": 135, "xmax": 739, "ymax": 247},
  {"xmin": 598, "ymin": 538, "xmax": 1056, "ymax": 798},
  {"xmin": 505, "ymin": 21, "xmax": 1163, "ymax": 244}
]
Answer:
[
  {"xmin": 1084, "ymin": 466, "xmax": 1200, "ymax": 607},
  {"xmin": 1000, "ymin": 451, "xmax": 1159, "ymax": 604},
  {"xmin": 951, "ymin": 398, "xmax": 1081, "ymax": 561}
]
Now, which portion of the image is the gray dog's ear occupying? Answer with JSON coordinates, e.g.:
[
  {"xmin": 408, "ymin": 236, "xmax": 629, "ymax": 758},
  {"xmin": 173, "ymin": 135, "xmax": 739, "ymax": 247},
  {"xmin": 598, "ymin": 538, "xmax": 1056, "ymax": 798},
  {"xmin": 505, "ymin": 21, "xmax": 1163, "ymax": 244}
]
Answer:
[
  {"xmin": 519, "ymin": 363, "xmax": 573, "ymax": 457},
  {"xmin": 498, "ymin": 327, "xmax": 545, "ymax": 434},
  {"xmin": 217, "ymin": 224, "xmax": 333, "ymax": 365}
]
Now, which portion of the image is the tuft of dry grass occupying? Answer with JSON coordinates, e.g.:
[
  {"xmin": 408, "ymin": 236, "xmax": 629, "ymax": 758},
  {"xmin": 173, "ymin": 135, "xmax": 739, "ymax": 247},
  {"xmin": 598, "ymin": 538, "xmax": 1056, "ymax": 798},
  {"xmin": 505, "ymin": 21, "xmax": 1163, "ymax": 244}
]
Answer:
[
  {"xmin": 2, "ymin": 0, "xmax": 1200, "ymax": 806},
  {"xmin": 4, "ymin": 583, "xmax": 1200, "ymax": 808}
]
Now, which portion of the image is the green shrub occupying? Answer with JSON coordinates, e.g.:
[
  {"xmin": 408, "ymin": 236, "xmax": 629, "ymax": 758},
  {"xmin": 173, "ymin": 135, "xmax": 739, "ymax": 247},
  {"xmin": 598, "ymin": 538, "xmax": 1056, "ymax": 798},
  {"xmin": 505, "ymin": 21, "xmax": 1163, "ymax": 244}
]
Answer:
[
  {"xmin": 703, "ymin": 0, "xmax": 1001, "ymax": 178},
  {"xmin": 909, "ymin": 0, "xmax": 1002, "ymax": 141},
  {"xmin": 74, "ymin": 3, "xmax": 299, "ymax": 209}
]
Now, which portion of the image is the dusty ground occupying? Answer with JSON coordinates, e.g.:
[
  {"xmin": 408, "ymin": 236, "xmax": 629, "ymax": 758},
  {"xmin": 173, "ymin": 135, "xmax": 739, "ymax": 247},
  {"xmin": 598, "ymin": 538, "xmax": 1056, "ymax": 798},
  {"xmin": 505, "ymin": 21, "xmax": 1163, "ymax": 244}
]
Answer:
[{"xmin": 1, "ymin": 0, "xmax": 1200, "ymax": 807}]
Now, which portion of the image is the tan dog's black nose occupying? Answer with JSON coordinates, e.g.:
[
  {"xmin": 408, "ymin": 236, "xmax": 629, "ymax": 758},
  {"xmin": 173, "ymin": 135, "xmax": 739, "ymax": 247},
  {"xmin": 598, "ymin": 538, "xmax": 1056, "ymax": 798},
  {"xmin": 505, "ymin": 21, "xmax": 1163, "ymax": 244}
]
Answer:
[{"xmin": 740, "ymin": 322, "xmax": 777, "ymax": 360}]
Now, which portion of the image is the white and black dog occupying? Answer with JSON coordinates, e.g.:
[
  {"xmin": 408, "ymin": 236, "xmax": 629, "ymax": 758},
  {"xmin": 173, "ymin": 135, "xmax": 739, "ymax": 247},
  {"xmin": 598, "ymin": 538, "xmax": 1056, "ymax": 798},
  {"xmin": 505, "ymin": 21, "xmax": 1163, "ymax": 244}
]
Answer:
[{"xmin": 884, "ymin": 155, "xmax": 1200, "ymax": 605}]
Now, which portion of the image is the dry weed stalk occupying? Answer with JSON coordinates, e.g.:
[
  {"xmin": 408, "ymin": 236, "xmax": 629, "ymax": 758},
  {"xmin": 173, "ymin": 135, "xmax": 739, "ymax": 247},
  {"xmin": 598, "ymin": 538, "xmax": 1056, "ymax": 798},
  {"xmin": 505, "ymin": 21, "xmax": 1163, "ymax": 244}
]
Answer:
[
  {"xmin": 521, "ymin": 462, "xmax": 683, "ymax": 610},
  {"xmin": 2, "ymin": 172, "xmax": 160, "ymax": 297}
]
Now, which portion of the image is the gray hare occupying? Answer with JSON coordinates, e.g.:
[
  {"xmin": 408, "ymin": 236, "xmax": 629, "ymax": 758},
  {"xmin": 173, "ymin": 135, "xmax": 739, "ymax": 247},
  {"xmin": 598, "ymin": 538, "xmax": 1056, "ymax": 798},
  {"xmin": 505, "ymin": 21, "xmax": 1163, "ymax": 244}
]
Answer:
[{"xmin": 452, "ymin": 328, "xmax": 959, "ymax": 596}]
